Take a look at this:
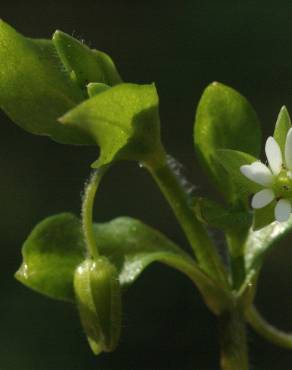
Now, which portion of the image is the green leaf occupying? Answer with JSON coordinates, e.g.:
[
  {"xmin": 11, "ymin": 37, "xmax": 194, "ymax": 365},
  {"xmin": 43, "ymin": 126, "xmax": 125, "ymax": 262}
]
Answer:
[
  {"xmin": 87, "ymin": 83, "xmax": 110, "ymax": 97},
  {"xmin": 244, "ymin": 215, "xmax": 292, "ymax": 284},
  {"xmin": 273, "ymin": 106, "xmax": 291, "ymax": 155},
  {"xmin": 194, "ymin": 197, "xmax": 252, "ymax": 231},
  {"xmin": 194, "ymin": 82, "xmax": 261, "ymax": 202},
  {"xmin": 0, "ymin": 20, "xmax": 93, "ymax": 145},
  {"xmin": 60, "ymin": 83, "xmax": 164, "ymax": 168},
  {"xmin": 16, "ymin": 213, "xmax": 232, "ymax": 313},
  {"xmin": 74, "ymin": 258, "xmax": 121, "ymax": 355},
  {"xmin": 15, "ymin": 213, "xmax": 84, "ymax": 302},
  {"xmin": 216, "ymin": 149, "xmax": 262, "ymax": 200},
  {"xmin": 53, "ymin": 31, "xmax": 122, "ymax": 92}
]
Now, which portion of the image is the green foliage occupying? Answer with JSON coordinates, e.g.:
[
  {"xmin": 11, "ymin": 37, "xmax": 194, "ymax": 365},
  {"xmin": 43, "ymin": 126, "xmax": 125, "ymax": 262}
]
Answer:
[
  {"xmin": 0, "ymin": 21, "xmax": 121, "ymax": 145},
  {"xmin": 53, "ymin": 31, "xmax": 122, "ymax": 91},
  {"xmin": 15, "ymin": 213, "xmax": 84, "ymax": 302},
  {"xmin": 16, "ymin": 213, "xmax": 232, "ymax": 314},
  {"xmin": 87, "ymin": 82, "xmax": 111, "ymax": 97},
  {"xmin": 194, "ymin": 82, "xmax": 261, "ymax": 203},
  {"xmin": 60, "ymin": 83, "xmax": 164, "ymax": 167},
  {"xmin": 194, "ymin": 197, "xmax": 252, "ymax": 231},
  {"xmin": 74, "ymin": 258, "xmax": 121, "ymax": 355},
  {"xmin": 3, "ymin": 19, "xmax": 292, "ymax": 367},
  {"xmin": 273, "ymin": 106, "xmax": 291, "ymax": 155},
  {"xmin": 0, "ymin": 20, "xmax": 91, "ymax": 144},
  {"xmin": 216, "ymin": 149, "xmax": 262, "ymax": 200}
]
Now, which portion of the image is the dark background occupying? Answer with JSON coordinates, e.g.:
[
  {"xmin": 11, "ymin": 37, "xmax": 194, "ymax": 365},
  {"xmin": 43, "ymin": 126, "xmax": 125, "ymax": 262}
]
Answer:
[{"xmin": 1, "ymin": 1, "xmax": 292, "ymax": 369}]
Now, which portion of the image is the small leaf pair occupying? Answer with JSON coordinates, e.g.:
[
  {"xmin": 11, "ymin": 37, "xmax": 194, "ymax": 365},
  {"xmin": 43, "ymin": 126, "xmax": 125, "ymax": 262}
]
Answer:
[
  {"xmin": 0, "ymin": 21, "xmax": 164, "ymax": 171},
  {"xmin": 0, "ymin": 20, "xmax": 121, "ymax": 144}
]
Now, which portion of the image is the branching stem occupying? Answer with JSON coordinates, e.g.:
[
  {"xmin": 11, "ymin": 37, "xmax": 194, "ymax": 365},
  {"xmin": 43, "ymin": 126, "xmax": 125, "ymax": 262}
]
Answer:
[{"xmin": 246, "ymin": 305, "xmax": 292, "ymax": 349}]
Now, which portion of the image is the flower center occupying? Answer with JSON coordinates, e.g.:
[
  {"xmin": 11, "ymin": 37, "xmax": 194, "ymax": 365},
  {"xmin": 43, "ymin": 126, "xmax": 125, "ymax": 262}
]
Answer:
[{"xmin": 273, "ymin": 170, "xmax": 292, "ymax": 198}]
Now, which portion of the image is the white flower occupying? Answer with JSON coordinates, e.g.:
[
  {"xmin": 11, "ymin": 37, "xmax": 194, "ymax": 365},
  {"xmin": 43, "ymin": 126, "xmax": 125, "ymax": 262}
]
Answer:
[{"xmin": 240, "ymin": 128, "xmax": 292, "ymax": 222}]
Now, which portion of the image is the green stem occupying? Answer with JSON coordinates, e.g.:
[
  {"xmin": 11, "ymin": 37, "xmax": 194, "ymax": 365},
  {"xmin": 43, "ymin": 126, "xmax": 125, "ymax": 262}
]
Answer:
[
  {"xmin": 82, "ymin": 167, "xmax": 107, "ymax": 259},
  {"xmin": 218, "ymin": 308, "xmax": 249, "ymax": 370},
  {"xmin": 226, "ymin": 229, "xmax": 248, "ymax": 290},
  {"xmin": 246, "ymin": 305, "xmax": 292, "ymax": 349},
  {"xmin": 145, "ymin": 154, "xmax": 228, "ymax": 287}
]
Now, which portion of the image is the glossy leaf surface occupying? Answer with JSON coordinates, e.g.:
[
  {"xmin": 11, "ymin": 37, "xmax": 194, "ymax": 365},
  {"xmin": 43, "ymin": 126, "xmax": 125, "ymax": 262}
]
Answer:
[
  {"xmin": 194, "ymin": 82, "xmax": 261, "ymax": 202},
  {"xmin": 16, "ymin": 213, "xmax": 232, "ymax": 313},
  {"xmin": 60, "ymin": 83, "xmax": 163, "ymax": 167},
  {"xmin": 15, "ymin": 213, "xmax": 85, "ymax": 302},
  {"xmin": 0, "ymin": 20, "xmax": 93, "ymax": 145}
]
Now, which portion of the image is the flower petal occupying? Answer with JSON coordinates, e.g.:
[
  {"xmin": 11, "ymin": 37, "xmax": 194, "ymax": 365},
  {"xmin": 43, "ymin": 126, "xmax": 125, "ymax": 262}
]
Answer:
[
  {"xmin": 285, "ymin": 128, "xmax": 292, "ymax": 170},
  {"xmin": 240, "ymin": 162, "xmax": 274, "ymax": 186},
  {"xmin": 251, "ymin": 189, "xmax": 275, "ymax": 209},
  {"xmin": 274, "ymin": 199, "xmax": 291, "ymax": 222},
  {"xmin": 265, "ymin": 136, "xmax": 282, "ymax": 175}
]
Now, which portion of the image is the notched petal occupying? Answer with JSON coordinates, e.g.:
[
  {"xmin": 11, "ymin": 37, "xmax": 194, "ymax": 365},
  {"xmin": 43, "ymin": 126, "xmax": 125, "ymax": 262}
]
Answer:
[
  {"xmin": 251, "ymin": 189, "xmax": 275, "ymax": 209},
  {"xmin": 265, "ymin": 136, "xmax": 282, "ymax": 175},
  {"xmin": 240, "ymin": 162, "xmax": 274, "ymax": 187}
]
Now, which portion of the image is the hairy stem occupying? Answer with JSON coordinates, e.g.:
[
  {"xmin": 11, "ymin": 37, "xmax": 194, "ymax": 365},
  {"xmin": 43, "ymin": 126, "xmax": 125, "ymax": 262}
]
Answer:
[
  {"xmin": 246, "ymin": 305, "xmax": 292, "ymax": 349},
  {"xmin": 145, "ymin": 154, "xmax": 228, "ymax": 287},
  {"xmin": 218, "ymin": 308, "xmax": 249, "ymax": 370},
  {"xmin": 82, "ymin": 167, "xmax": 107, "ymax": 259}
]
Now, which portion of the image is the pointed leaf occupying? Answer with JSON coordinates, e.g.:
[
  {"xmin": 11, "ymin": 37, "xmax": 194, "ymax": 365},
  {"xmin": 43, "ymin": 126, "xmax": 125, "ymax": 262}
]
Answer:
[
  {"xmin": 194, "ymin": 82, "xmax": 261, "ymax": 202},
  {"xmin": 273, "ymin": 106, "xmax": 291, "ymax": 155},
  {"xmin": 0, "ymin": 20, "xmax": 93, "ymax": 145},
  {"xmin": 60, "ymin": 83, "xmax": 164, "ymax": 167},
  {"xmin": 53, "ymin": 30, "xmax": 122, "ymax": 92}
]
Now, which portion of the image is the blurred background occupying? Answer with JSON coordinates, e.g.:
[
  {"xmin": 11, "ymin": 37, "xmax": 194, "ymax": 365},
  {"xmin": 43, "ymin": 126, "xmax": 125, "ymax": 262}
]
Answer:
[{"xmin": 1, "ymin": 1, "xmax": 292, "ymax": 369}]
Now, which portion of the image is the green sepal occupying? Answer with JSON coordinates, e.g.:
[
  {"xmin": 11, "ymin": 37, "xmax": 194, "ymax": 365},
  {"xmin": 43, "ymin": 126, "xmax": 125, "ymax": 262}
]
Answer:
[
  {"xmin": 194, "ymin": 197, "xmax": 252, "ymax": 231},
  {"xmin": 15, "ymin": 213, "xmax": 233, "ymax": 314},
  {"xmin": 87, "ymin": 83, "xmax": 110, "ymax": 97},
  {"xmin": 273, "ymin": 106, "xmax": 291, "ymax": 156},
  {"xmin": 53, "ymin": 30, "xmax": 122, "ymax": 92},
  {"xmin": 194, "ymin": 82, "xmax": 261, "ymax": 203},
  {"xmin": 74, "ymin": 258, "xmax": 121, "ymax": 355},
  {"xmin": 60, "ymin": 83, "xmax": 164, "ymax": 168},
  {"xmin": 0, "ymin": 20, "xmax": 94, "ymax": 145},
  {"xmin": 252, "ymin": 200, "xmax": 276, "ymax": 231},
  {"xmin": 216, "ymin": 149, "xmax": 262, "ymax": 202}
]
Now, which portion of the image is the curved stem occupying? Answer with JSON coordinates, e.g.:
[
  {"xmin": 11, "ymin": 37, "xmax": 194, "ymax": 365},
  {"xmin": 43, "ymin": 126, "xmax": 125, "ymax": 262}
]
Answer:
[
  {"xmin": 145, "ymin": 153, "xmax": 228, "ymax": 287},
  {"xmin": 82, "ymin": 167, "xmax": 108, "ymax": 259},
  {"xmin": 246, "ymin": 305, "xmax": 292, "ymax": 349}
]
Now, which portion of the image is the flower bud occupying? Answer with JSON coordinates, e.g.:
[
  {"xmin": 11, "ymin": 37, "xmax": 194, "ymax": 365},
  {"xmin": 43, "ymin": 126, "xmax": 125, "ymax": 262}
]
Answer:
[{"xmin": 74, "ymin": 257, "xmax": 121, "ymax": 354}]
